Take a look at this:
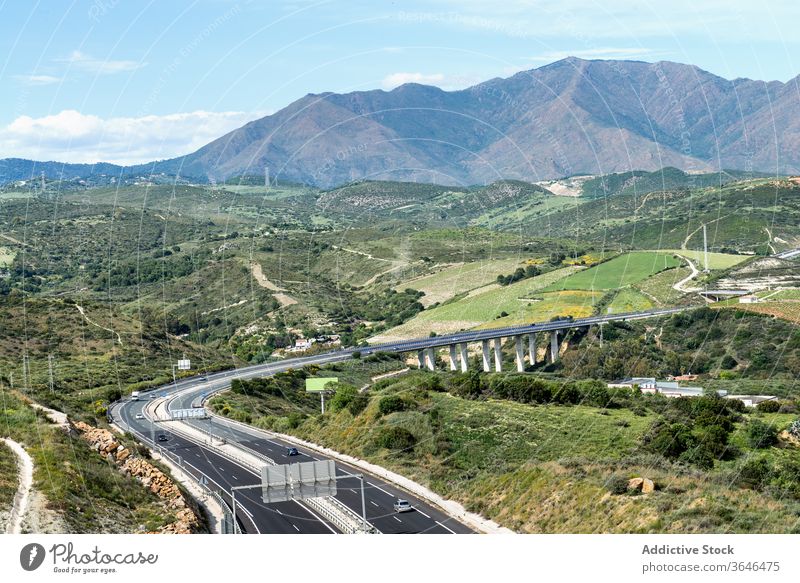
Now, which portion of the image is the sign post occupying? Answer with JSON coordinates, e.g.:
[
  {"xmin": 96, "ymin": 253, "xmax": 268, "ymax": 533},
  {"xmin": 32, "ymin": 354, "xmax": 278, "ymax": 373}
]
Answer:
[{"xmin": 305, "ymin": 377, "xmax": 338, "ymax": 413}]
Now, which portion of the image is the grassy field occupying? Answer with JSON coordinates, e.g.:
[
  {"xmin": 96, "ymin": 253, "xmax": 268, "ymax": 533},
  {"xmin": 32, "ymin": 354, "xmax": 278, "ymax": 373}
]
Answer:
[
  {"xmin": 0, "ymin": 246, "xmax": 15, "ymax": 267},
  {"xmin": 606, "ymin": 288, "xmax": 654, "ymax": 314},
  {"xmin": 633, "ymin": 266, "xmax": 693, "ymax": 305},
  {"xmin": 543, "ymin": 252, "xmax": 682, "ymax": 291},
  {"xmin": 719, "ymin": 301, "xmax": 800, "ymax": 324},
  {"xmin": 665, "ymin": 249, "xmax": 751, "ymax": 270},
  {"xmin": 477, "ymin": 290, "xmax": 600, "ymax": 328},
  {"xmin": 372, "ymin": 266, "xmax": 580, "ymax": 340},
  {"xmin": 395, "ymin": 257, "xmax": 529, "ymax": 306}
]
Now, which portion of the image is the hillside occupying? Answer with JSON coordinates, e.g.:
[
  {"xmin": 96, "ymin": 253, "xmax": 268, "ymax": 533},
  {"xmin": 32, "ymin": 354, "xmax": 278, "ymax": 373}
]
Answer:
[{"xmin": 211, "ymin": 367, "xmax": 800, "ymax": 533}]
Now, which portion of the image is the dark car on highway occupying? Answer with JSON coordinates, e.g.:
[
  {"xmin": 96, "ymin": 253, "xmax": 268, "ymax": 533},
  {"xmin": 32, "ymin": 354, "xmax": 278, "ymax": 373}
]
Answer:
[
  {"xmin": 157, "ymin": 434, "xmax": 169, "ymax": 442},
  {"xmin": 286, "ymin": 447, "xmax": 299, "ymax": 456}
]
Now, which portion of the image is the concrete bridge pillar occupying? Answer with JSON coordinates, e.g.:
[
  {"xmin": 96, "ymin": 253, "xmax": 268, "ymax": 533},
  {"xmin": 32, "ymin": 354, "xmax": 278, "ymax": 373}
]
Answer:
[
  {"xmin": 528, "ymin": 333, "xmax": 536, "ymax": 365},
  {"xmin": 458, "ymin": 343, "xmax": 469, "ymax": 372},
  {"xmin": 417, "ymin": 350, "xmax": 425, "ymax": 369},
  {"xmin": 425, "ymin": 348, "xmax": 436, "ymax": 371},
  {"xmin": 492, "ymin": 338, "xmax": 503, "ymax": 372},
  {"xmin": 448, "ymin": 344, "xmax": 458, "ymax": 371},
  {"xmin": 481, "ymin": 340, "xmax": 491, "ymax": 372},
  {"xmin": 514, "ymin": 336, "xmax": 525, "ymax": 372},
  {"xmin": 549, "ymin": 330, "xmax": 559, "ymax": 362}
]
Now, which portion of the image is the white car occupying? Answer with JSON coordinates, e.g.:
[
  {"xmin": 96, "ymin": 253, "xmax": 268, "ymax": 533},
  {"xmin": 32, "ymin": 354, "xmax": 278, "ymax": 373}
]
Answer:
[
  {"xmin": 393, "ymin": 499, "xmax": 413, "ymax": 513},
  {"xmin": 135, "ymin": 413, "xmax": 144, "ymax": 420}
]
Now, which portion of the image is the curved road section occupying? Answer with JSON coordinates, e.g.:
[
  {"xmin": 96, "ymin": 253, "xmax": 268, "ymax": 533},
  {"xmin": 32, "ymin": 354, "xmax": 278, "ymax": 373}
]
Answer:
[{"xmin": 113, "ymin": 306, "xmax": 689, "ymax": 534}]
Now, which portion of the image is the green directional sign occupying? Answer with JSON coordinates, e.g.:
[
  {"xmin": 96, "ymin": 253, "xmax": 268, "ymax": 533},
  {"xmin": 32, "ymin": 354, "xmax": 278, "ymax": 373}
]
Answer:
[{"xmin": 305, "ymin": 377, "xmax": 338, "ymax": 392}]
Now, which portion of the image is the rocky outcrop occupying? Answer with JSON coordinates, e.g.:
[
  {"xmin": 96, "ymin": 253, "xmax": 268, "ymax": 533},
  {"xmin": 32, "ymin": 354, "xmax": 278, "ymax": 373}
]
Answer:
[
  {"xmin": 73, "ymin": 421, "xmax": 201, "ymax": 534},
  {"xmin": 628, "ymin": 477, "xmax": 656, "ymax": 494}
]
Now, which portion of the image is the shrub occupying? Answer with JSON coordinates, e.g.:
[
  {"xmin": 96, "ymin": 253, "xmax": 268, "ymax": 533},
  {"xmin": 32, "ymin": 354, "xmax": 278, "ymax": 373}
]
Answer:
[
  {"xmin": 747, "ymin": 420, "xmax": 778, "ymax": 449},
  {"xmin": 378, "ymin": 395, "xmax": 406, "ymax": 416},
  {"xmin": 374, "ymin": 426, "xmax": 416, "ymax": 451},
  {"xmin": 756, "ymin": 400, "xmax": 781, "ymax": 413},
  {"xmin": 329, "ymin": 384, "xmax": 358, "ymax": 413},
  {"xmin": 604, "ymin": 474, "xmax": 630, "ymax": 495},
  {"xmin": 347, "ymin": 393, "xmax": 369, "ymax": 416},
  {"xmin": 735, "ymin": 456, "xmax": 774, "ymax": 490},
  {"xmin": 351, "ymin": 351, "xmax": 362, "ymax": 359}
]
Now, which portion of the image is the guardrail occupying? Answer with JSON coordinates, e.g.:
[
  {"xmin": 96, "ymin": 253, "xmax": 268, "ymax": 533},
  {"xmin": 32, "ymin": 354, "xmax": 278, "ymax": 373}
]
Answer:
[{"xmin": 158, "ymin": 395, "xmax": 373, "ymax": 534}]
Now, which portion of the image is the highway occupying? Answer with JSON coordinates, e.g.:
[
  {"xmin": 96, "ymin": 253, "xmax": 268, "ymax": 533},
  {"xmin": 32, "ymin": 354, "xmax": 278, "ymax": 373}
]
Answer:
[{"xmin": 112, "ymin": 305, "xmax": 689, "ymax": 534}]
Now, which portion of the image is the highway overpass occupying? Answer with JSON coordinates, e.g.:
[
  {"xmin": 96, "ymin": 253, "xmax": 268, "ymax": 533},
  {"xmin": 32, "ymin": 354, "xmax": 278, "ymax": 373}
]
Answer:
[{"xmin": 112, "ymin": 305, "xmax": 690, "ymax": 534}]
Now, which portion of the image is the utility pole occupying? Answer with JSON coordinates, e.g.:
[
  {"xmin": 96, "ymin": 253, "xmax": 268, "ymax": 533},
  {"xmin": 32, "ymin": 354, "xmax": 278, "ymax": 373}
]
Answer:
[
  {"xmin": 47, "ymin": 355, "xmax": 55, "ymax": 394},
  {"xmin": 22, "ymin": 355, "xmax": 30, "ymax": 392},
  {"xmin": 41, "ymin": 171, "xmax": 46, "ymax": 196},
  {"xmin": 702, "ymin": 223, "xmax": 709, "ymax": 273}
]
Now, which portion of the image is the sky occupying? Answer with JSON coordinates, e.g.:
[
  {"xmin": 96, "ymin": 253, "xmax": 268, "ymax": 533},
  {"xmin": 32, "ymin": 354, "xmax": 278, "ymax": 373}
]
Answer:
[{"xmin": 1, "ymin": 0, "xmax": 798, "ymax": 165}]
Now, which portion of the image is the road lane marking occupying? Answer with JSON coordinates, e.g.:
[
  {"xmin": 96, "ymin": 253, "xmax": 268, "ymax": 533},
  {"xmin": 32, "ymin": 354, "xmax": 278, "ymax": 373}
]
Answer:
[
  {"xmin": 366, "ymin": 481, "xmax": 393, "ymax": 496},
  {"xmin": 436, "ymin": 520, "xmax": 457, "ymax": 534},
  {"xmin": 370, "ymin": 501, "xmax": 379, "ymax": 507},
  {"xmin": 393, "ymin": 516, "xmax": 402, "ymax": 523},
  {"xmin": 292, "ymin": 524, "xmax": 300, "ymax": 532},
  {"xmin": 416, "ymin": 509, "xmax": 431, "ymax": 519}
]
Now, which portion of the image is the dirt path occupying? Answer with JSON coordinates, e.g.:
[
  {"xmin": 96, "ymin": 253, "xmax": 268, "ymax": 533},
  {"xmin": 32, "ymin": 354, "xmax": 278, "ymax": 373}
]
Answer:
[
  {"xmin": 250, "ymin": 262, "xmax": 283, "ymax": 291},
  {"xmin": 0, "ymin": 233, "xmax": 29, "ymax": 247},
  {"xmin": 250, "ymin": 263, "xmax": 297, "ymax": 307},
  {"xmin": 673, "ymin": 255, "xmax": 701, "ymax": 292},
  {"xmin": 2, "ymin": 437, "xmax": 33, "ymax": 534},
  {"xmin": 331, "ymin": 245, "xmax": 393, "ymax": 262},
  {"xmin": 764, "ymin": 227, "xmax": 777, "ymax": 255},
  {"xmin": 75, "ymin": 304, "xmax": 123, "ymax": 346}
]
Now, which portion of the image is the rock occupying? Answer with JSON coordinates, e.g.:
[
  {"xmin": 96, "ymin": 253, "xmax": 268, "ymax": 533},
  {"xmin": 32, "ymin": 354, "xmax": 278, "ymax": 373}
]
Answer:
[
  {"xmin": 627, "ymin": 477, "xmax": 644, "ymax": 491},
  {"xmin": 642, "ymin": 478, "xmax": 655, "ymax": 494},
  {"xmin": 116, "ymin": 449, "xmax": 130, "ymax": 462}
]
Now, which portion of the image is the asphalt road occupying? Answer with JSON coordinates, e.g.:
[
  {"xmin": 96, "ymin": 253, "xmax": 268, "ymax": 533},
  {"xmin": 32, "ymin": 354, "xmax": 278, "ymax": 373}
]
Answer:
[
  {"xmin": 113, "ymin": 399, "xmax": 337, "ymax": 534},
  {"xmin": 112, "ymin": 306, "xmax": 688, "ymax": 534}
]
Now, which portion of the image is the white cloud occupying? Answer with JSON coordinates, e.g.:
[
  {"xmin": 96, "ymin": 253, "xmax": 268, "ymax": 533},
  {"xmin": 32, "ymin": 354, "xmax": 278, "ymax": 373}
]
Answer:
[
  {"xmin": 15, "ymin": 74, "xmax": 62, "ymax": 86},
  {"xmin": 381, "ymin": 72, "xmax": 483, "ymax": 90},
  {"xmin": 60, "ymin": 50, "xmax": 146, "ymax": 75},
  {"xmin": 0, "ymin": 109, "xmax": 266, "ymax": 165}
]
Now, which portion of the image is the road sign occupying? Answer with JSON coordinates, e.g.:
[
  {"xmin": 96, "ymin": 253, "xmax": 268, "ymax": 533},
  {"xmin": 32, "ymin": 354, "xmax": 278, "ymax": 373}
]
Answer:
[
  {"xmin": 170, "ymin": 407, "xmax": 208, "ymax": 420},
  {"xmin": 198, "ymin": 474, "xmax": 208, "ymax": 487},
  {"xmin": 261, "ymin": 460, "xmax": 337, "ymax": 503},
  {"xmin": 177, "ymin": 358, "xmax": 191, "ymax": 370},
  {"xmin": 305, "ymin": 377, "xmax": 338, "ymax": 392}
]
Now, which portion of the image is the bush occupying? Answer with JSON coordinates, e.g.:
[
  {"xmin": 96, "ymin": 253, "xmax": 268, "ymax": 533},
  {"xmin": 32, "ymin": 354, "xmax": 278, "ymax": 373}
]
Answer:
[
  {"xmin": 374, "ymin": 426, "xmax": 416, "ymax": 451},
  {"xmin": 747, "ymin": 420, "xmax": 778, "ymax": 449},
  {"xmin": 329, "ymin": 384, "xmax": 358, "ymax": 413},
  {"xmin": 735, "ymin": 456, "xmax": 774, "ymax": 490},
  {"xmin": 351, "ymin": 351, "xmax": 362, "ymax": 359},
  {"xmin": 347, "ymin": 393, "xmax": 369, "ymax": 416},
  {"xmin": 604, "ymin": 474, "xmax": 630, "ymax": 495},
  {"xmin": 756, "ymin": 400, "xmax": 781, "ymax": 413},
  {"xmin": 378, "ymin": 395, "xmax": 406, "ymax": 416}
]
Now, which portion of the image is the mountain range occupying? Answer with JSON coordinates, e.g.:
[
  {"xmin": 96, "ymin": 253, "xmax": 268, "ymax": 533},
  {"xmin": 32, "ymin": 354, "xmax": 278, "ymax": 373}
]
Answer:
[{"xmin": 3, "ymin": 57, "xmax": 800, "ymax": 188}]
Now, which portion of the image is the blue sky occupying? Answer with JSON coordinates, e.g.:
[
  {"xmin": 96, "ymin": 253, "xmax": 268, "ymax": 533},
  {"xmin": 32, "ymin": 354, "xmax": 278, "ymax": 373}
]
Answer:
[{"xmin": 1, "ymin": 0, "xmax": 798, "ymax": 164}]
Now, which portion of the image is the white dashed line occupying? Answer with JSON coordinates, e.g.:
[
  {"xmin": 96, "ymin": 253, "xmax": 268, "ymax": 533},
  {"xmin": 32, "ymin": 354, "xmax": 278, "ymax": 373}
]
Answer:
[
  {"xmin": 366, "ymin": 481, "xmax": 393, "ymax": 496},
  {"xmin": 292, "ymin": 524, "xmax": 300, "ymax": 532},
  {"xmin": 393, "ymin": 516, "xmax": 402, "ymax": 523},
  {"xmin": 370, "ymin": 501, "xmax": 379, "ymax": 507},
  {"xmin": 436, "ymin": 521, "xmax": 457, "ymax": 534},
  {"xmin": 416, "ymin": 509, "xmax": 431, "ymax": 519}
]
